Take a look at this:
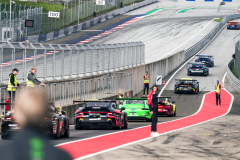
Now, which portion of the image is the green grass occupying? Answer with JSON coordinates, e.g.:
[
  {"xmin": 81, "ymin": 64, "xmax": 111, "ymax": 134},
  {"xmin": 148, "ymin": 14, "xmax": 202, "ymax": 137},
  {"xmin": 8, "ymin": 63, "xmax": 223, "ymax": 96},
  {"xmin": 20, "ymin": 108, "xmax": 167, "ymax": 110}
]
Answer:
[
  {"xmin": 0, "ymin": 0, "xmax": 64, "ymax": 13},
  {"xmin": 213, "ymin": 18, "xmax": 223, "ymax": 22}
]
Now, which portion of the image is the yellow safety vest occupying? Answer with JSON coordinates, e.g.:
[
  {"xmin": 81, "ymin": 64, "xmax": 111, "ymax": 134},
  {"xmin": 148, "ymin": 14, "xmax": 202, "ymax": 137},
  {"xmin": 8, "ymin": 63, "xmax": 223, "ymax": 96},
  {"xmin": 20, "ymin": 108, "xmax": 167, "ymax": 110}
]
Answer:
[
  {"xmin": 7, "ymin": 74, "xmax": 17, "ymax": 91},
  {"xmin": 26, "ymin": 72, "xmax": 35, "ymax": 87},
  {"xmin": 144, "ymin": 75, "xmax": 149, "ymax": 84},
  {"xmin": 216, "ymin": 85, "xmax": 220, "ymax": 93}
]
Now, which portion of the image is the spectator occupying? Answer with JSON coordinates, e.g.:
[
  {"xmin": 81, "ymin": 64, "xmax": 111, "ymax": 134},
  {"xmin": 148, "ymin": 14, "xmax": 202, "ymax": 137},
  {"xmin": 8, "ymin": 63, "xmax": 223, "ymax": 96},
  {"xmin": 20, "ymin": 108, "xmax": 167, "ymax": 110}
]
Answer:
[{"xmin": 0, "ymin": 88, "xmax": 72, "ymax": 160}]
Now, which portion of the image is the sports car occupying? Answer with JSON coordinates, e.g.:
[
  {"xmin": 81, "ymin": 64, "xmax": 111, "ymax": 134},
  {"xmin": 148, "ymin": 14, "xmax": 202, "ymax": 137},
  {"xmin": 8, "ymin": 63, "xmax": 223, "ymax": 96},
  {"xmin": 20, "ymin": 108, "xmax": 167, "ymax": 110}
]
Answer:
[
  {"xmin": 187, "ymin": 62, "xmax": 209, "ymax": 76},
  {"xmin": 117, "ymin": 98, "xmax": 152, "ymax": 122},
  {"xmin": 158, "ymin": 97, "xmax": 176, "ymax": 117},
  {"xmin": 42, "ymin": 105, "xmax": 70, "ymax": 139},
  {"xmin": 227, "ymin": 21, "xmax": 240, "ymax": 30},
  {"xmin": 174, "ymin": 78, "xmax": 199, "ymax": 94},
  {"xmin": 195, "ymin": 55, "xmax": 214, "ymax": 67},
  {"xmin": 74, "ymin": 100, "xmax": 128, "ymax": 130},
  {"xmin": 0, "ymin": 104, "xmax": 69, "ymax": 139}
]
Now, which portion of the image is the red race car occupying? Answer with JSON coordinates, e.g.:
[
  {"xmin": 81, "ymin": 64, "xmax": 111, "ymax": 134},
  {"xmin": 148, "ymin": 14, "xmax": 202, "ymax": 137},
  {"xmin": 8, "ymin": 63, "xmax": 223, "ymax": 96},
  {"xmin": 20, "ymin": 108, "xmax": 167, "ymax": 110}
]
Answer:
[
  {"xmin": 157, "ymin": 97, "xmax": 176, "ymax": 117},
  {"xmin": 74, "ymin": 100, "xmax": 128, "ymax": 130}
]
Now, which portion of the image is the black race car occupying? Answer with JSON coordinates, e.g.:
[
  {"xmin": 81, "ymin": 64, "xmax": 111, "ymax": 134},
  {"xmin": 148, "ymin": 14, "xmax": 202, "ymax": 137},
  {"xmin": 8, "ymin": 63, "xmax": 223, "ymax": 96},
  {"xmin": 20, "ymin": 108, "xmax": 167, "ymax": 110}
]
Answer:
[
  {"xmin": 0, "ymin": 111, "xmax": 20, "ymax": 139},
  {"xmin": 74, "ymin": 100, "xmax": 128, "ymax": 130},
  {"xmin": 174, "ymin": 78, "xmax": 199, "ymax": 94},
  {"xmin": 187, "ymin": 62, "xmax": 209, "ymax": 76},
  {"xmin": 0, "ymin": 104, "xmax": 69, "ymax": 139},
  {"xmin": 43, "ymin": 105, "xmax": 70, "ymax": 139},
  {"xmin": 195, "ymin": 55, "xmax": 214, "ymax": 67}
]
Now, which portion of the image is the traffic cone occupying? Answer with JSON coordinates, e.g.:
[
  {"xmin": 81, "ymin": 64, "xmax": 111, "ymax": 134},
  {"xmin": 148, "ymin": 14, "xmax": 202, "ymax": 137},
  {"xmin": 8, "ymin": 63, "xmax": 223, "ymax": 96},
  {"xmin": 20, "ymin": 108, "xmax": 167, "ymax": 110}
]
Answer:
[
  {"xmin": 238, "ymin": 8, "xmax": 240, "ymax": 12},
  {"xmin": 163, "ymin": 80, "xmax": 165, "ymax": 86}
]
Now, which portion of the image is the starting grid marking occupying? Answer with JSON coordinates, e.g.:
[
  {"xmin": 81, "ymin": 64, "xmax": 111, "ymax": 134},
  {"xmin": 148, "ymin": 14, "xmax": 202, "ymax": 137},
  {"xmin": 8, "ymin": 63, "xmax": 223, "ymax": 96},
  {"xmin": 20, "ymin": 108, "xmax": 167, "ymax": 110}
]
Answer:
[{"xmin": 1, "ymin": 16, "xmax": 144, "ymax": 67}]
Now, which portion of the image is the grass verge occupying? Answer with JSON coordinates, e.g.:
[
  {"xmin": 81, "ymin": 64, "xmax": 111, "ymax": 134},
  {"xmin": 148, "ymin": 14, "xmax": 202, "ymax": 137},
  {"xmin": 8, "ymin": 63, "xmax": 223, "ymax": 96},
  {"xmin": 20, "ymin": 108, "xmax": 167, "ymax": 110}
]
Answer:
[{"xmin": 213, "ymin": 18, "xmax": 223, "ymax": 22}]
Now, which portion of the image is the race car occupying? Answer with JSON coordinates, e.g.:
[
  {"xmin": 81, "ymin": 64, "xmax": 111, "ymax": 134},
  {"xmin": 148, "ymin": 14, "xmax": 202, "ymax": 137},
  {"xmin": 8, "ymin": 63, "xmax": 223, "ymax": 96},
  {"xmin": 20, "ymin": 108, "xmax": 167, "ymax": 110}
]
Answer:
[
  {"xmin": 174, "ymin": 78, "xmax": 199, "ymax": 94},
  {"xmin": 42, "ymin": 105, "xmax": 70, "ymax": 139},
  {"xmin": 158, "ymin": 96, "xmax": 176, "ymax": 117},
  {"xmin": 187, "ymin": 62, "xmax": 209, "ymax": 76},
  {"xmin": 74, "ymin": 100, "xmax": 128, "ymax": 129},
  {"xmin": 117, "ymin": 98, "xmax": 152, "ymax": 122},
  {"xmin": 0, "ymin": 104, "xmax": 69, "ymax": 139},
  {"xmin": 195, "ymin": 55, "xmax": 214, "ymax": 67},
  {"xmin": 227, "ymin": 21, "xmax": 240, "ymax": 30}
]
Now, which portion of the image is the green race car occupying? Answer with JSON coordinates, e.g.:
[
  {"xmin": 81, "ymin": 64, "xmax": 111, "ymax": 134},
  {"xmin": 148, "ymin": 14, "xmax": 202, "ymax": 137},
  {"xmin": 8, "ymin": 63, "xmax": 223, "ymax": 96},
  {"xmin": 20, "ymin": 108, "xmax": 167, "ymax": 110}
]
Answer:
[{"xmin": 117, "ymin": 98, "xmax": 152, "ymax": 122}]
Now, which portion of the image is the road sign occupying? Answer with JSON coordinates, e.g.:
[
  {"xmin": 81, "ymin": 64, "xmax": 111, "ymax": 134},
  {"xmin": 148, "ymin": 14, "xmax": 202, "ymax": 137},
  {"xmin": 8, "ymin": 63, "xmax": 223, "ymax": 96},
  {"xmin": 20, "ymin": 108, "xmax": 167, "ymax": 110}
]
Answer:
[
  {"xmin": 96, "ymin": 0, "xmax": 105, "ymax": 5},
  {"xmin": 156, "ymin": 75, "xmax": 162, "ymax": 85},
  {"xmin": 48, "ymin": 11, "xmax": 60, "ymax": 18}
]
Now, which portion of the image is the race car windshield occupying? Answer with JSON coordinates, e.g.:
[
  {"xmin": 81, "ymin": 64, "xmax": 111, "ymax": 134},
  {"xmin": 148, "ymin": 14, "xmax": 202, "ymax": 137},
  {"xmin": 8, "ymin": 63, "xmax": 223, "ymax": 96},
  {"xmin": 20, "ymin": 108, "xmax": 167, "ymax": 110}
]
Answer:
[
  {"xmin": 191, "ymin": 64, "xmax": 204, "ymax": 68},
  {"xmin": 126, "ymin": 100, "xmax": 144, "ymax": 104},
  {"xmin": 158, "ymin": 98, "xmax": 169, "ymax": 102},
  {"xmin": 179, "ymin": 80, "xmax": 193, "ymax": 84}
]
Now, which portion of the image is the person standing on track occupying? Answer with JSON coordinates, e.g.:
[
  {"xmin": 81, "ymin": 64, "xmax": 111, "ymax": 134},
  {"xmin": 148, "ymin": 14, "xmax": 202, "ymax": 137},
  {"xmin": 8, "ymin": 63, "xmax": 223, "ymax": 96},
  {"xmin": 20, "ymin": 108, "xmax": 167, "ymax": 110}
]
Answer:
[
  {"xmin": 143, "ymin": 72, "xmax": 150, "ymax": 96},
  {"xmin": 26, "ymin": 68, "xmax": 45, "ymax": 87},
  {"xmin": 148, "ymin": 85, "xmax": 159, "ymax": 137},
  {"xmin": 7, "ymin": 68, "xmax": 21, "ymax": 102},
  {"xmin": 215, "ymin": 80, "xmax": 221, "ymax": 106}
]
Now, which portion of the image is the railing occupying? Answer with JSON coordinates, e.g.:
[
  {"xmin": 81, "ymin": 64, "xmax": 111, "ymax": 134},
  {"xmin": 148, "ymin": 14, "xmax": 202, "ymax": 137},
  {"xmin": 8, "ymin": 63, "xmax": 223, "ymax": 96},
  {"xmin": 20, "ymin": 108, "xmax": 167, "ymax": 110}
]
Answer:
[
  {"xmin": 0, "ymin": 41, "xmax": 144, "ymax": 83},
  {"xmin": 227, "ymin": 59, "xmax": 240, "ymax": 93},
  {"xmin": 0, "ymin": 74, "xmax": 132, "ymax": 110},
  {"xmin": 185, "ymin": 14, "xmax": 240, "ymax": 61}
]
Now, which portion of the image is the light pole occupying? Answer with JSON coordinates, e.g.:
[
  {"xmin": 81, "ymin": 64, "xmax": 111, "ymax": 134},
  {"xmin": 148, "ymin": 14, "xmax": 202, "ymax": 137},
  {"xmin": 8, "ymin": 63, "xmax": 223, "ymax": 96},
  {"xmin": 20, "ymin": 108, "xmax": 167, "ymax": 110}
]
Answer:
[{"xmin": 9, "ymin": 0, "xmax": 15, "ymax": 41}]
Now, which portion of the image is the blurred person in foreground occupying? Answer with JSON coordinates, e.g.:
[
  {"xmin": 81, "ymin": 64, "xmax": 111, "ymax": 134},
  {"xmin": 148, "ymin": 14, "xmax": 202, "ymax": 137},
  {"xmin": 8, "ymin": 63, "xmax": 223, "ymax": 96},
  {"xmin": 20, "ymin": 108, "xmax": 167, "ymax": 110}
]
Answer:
[{"xmin": 0, "ymin": 88, "xmax": 72, "ymax": 160}]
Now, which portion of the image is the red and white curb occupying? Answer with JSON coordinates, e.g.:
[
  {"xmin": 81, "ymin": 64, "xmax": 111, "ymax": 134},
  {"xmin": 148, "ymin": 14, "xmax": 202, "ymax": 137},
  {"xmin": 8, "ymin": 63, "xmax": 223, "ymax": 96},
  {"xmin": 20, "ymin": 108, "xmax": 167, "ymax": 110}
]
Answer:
[{"xmin": 2, "ymin": 17, "xmax": 144, "ymax": 67}]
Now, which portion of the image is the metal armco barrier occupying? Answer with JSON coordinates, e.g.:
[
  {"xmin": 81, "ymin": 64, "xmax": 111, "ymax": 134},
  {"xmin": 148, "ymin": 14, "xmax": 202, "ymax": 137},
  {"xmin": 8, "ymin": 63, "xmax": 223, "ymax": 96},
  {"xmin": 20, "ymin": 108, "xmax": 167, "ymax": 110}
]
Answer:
[
  {"xmin": 227, "ymin": 59, "xmax": 240, "ymax": 93},
  {"xmin": 0, "ymin": 41, "xmax": 144, "ymax": 83},
  {"xmin": 185, "ymin": 14, "xmax": 240, "ymax": 61}
]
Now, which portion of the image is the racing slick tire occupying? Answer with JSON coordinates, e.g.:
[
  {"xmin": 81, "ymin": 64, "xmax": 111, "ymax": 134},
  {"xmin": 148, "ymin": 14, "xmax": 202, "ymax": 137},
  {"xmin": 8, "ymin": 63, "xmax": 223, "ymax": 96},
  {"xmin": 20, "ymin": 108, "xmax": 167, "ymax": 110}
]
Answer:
[
  {"xmin": 55, "ymin": 122, "xmax": 61, "ymax": 139},
  {"xmin": 63, "ymin": 120, "xmax": 70, "ymax": 138},
  {"xmin": 167, "ymin": 112, "xmax": 174, "ymax": 117},
  {"xmin": 188, "ymin": 72, "xmax": 191, "ymax": 76},
  {"xmin": 122, "ymin": 113, "xmax": 128, "ymax": 129},
  {"xmin": 115, "ymin": 114, "xmax": 121, "ymax": 130},
  {"xmin": 174, "ymin": 89, "xmax": 178, "ymax": 94},
  {"xmin": 146, "ymin": 118, "xmax": 152, "ymax": 122}
]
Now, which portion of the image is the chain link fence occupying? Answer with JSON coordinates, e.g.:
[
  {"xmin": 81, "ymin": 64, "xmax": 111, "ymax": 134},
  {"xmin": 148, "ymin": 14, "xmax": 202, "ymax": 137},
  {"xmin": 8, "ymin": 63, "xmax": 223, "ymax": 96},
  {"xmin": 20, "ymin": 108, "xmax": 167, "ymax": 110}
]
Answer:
[
  {"xmin": 185, "ymin": 14, "xmax": 240, "ymax": 61},
  {"xmin": 0, "ymin": 41, "xmax": 144, "ymax": 83}
]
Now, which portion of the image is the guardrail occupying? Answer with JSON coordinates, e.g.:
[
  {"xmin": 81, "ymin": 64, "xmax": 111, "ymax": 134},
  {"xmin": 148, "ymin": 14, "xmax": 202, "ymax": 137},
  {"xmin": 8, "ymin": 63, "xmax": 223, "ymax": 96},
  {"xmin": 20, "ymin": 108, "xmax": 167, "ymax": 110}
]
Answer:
[
  {"xmin": 0, "ymin": 41, "xmax": 144, "ymax": 83},
  {"xmin": 227, "ymin": 59, "xmax": 240, "ymax": 93},
  {"xmin": 185, "ymin": 14, "xmax": 240, "ymax": 61}
]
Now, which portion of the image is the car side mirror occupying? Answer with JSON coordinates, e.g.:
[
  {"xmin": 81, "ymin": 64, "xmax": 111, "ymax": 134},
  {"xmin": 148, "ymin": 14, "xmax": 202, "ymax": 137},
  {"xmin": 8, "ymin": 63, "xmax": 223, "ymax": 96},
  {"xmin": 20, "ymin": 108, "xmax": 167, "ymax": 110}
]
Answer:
[
  {"xmin": 121, "ymin": 107, "xmax": 125, "ymax": 111},
  {"xmin": 61, "ymin": 111, "xmax": 66, "ymax": 115},
  {"xmin": 197, "ymin": 82, "xmax": 199, "ymax": 84},
  {"xmin": 172, "ymin": 101, "xmax": 175, "ymax": 104}
]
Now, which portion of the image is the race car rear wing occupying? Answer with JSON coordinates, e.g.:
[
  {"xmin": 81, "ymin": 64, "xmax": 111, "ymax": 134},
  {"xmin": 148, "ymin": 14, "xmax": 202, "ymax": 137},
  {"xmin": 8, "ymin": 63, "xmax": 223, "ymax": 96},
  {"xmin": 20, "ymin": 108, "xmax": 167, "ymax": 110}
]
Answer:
[
  {"xmin": 73, "ymin": 100, "xmax": 116, "ymax": 104},
  {"xmin": 195, "ymin": 55, "xmax": 213, "ymax": 57},
  {"xmin": 175, "ymin": 79, "xmax": 198, "ymax": 82},
  {"xmin": 116, "ymin": 98, "xmax": 147, "ymax": 100}
]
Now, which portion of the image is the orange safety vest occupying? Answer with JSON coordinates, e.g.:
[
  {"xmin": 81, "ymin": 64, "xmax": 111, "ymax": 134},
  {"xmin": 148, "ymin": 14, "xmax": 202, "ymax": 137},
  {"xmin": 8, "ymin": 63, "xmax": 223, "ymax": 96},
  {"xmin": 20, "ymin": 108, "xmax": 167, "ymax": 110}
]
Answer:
[{"xmin": 144, "ymin": 75, "xmax": 149, "ymax": 84}]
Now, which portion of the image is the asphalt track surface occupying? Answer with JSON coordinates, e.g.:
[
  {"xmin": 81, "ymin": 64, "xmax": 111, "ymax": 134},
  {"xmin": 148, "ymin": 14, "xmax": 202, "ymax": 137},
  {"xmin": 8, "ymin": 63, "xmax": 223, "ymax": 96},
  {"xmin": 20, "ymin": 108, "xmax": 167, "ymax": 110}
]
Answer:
[{"xmin": 1, "ymin": 1, "xmax": 240, "ymax": 159}]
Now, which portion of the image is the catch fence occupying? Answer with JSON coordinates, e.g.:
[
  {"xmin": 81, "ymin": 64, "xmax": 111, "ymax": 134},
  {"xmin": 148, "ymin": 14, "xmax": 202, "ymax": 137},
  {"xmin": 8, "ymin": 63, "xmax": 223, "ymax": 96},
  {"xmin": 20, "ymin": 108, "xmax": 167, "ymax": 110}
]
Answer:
[{"xmin": 0, "ymin": 41, "xmax": 144, "ymax": 83}]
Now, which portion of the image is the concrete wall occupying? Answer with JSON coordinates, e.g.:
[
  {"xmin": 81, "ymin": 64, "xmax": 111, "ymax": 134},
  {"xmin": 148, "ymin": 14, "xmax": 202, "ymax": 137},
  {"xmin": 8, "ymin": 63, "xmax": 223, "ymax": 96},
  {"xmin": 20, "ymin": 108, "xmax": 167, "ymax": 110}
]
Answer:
[{"xmin": 235, "ymin": 41, "xmax": 240, "ymax": 79}]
